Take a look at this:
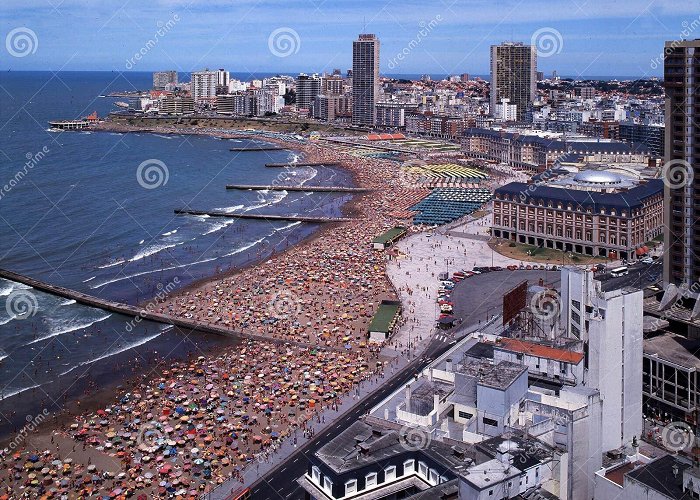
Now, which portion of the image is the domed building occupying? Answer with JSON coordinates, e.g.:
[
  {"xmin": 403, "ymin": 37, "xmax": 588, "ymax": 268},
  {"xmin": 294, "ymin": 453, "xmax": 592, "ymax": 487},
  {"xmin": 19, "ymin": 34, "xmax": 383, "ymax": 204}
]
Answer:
[{"xmin": 491, "ymin": 171, "xmax": 664, "ymax": 261}]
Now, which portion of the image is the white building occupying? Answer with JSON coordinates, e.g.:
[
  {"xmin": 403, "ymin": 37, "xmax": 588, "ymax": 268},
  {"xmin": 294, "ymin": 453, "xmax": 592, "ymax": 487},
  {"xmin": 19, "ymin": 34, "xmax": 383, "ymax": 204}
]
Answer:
[
  {"xmin": 190, "ymin": 69, "xmax": 217, "ymax": 103},
  {"xmin": 559, "ymin": 266, "xmax": 643, "ymax": 452},
  {"xmin": 494, "ymin": 98, "xmax": 518, "ymax": 122}
]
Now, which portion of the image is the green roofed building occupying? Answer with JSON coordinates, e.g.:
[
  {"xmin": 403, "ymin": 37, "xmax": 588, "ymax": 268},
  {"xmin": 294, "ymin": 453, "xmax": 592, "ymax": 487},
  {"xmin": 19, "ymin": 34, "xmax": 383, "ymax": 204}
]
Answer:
[
  {"xmin": 372, "ymin": 226, "xmax": 407, "ymax": 250},
  {"xmin": 368, "ymin": 300, "xmax": 402, "ymax": 342}
]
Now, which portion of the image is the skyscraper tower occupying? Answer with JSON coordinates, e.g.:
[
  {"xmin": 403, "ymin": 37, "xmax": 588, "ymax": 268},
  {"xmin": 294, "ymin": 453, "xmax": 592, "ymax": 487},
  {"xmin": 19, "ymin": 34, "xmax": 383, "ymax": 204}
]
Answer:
[
  {"xmin": 490, "ymin": 42, "xmax": 537, "ymax": 121},
  {"xmin": 663, "ymin": 39, "xmax": 700, "ymax": 289},
  {"xmin": 352, "ymin": 33, "xmax": 380, "ymax": 127}
]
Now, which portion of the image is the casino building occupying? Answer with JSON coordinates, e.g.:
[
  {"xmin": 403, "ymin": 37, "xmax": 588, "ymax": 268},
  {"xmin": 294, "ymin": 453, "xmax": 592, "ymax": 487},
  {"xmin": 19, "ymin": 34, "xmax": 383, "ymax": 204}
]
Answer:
[{"xmin": 491, "ymin": 171, "xmax": 664, "ymax": 261}]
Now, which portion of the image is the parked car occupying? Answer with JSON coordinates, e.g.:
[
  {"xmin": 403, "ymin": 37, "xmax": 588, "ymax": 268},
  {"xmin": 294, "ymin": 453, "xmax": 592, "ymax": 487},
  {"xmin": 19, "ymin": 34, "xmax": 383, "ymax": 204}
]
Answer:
[
  {"xmin": 507, "ymin": 265, "xmax": 518, "ymax": 271},
  {"xmin": 642, "ymin": 257, "xmax": 653, "ymax": 264}
]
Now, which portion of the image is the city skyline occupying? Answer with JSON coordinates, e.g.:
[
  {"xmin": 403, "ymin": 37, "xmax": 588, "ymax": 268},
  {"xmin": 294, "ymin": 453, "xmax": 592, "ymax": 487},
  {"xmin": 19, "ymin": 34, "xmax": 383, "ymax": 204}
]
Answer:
[{"xmin": 1, "ymin": 0, "xmax": 697, "ymax": 77}]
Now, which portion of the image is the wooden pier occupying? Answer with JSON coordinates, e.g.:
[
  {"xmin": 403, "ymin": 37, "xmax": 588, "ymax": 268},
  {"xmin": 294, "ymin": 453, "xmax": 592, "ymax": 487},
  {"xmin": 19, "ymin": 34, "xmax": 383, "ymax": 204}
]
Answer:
[
  {"xmin": 225, "ymin": 184, "xmax": 370, "ymax": 193},
  {"xmin": 265, "ymin": 162, "xmax": 340, "ymax": 167},
  {"xmin": 0, "ymin": 268, "xmax": 326, "ymax": 349},
  {"xmin": 174, "ymin": 209, "xmax": 353, "ymax": 223},
  {"xmin": 229, "ymin": 147, "xmax": 285, "ymax": 152}
]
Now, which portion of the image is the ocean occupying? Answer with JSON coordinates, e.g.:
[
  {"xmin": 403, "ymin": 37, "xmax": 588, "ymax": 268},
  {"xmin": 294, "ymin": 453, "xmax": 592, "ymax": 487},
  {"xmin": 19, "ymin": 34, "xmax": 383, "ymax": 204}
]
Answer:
[{"xmin": 0, "ymin": 71, "xmax": 352, "ymax": 434}]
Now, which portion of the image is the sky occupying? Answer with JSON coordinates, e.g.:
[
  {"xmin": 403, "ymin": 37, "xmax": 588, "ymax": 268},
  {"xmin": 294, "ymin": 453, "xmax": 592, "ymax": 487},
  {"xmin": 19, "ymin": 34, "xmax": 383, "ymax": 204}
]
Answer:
[{"xmin": 0, "ymin": 0, "xmax": 696, "ymax": 78}]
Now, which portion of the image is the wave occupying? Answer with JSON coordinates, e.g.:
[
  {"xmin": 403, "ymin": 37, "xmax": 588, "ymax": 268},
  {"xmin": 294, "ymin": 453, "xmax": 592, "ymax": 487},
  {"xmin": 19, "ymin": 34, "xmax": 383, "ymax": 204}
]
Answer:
[
  {"xmin": 0, "ymin": 383, "xmax": 42, "ymax": 401},
  {"xmin": 203, "ymin": 219, "xmax": 235, "ymax": 235},
  {"xmin": 82, "ymin": 276, "xmax": 96, "ymax": 283},
  {"xmin": 128, "ymin": 242, "xmax": 182, "ymax": 263},
  {"xmin": 139, "ymin": 239, "xmax": 145, "ymax": 245},
  {"xmin": 0, "ymin": 316, "xmax": 14, "ymax": 326},
  {"xmin": 0, "ymin": 281, "xmax": 14, "ymax": 297},
  {"xmin": 25, "ymin": 313, "xmax": 112, "ymax": 346},
  {"xmin": 153, "ymin": 134, "xmax": 174, "ymax": 140},
  {"xmin": 162, "ymin": 229, "xmax": 178, "ymax": 236},
  {"xmin": 91, "ymin": 256, "xmax": 218, "ymax": 288},
  {"xmin": 0, "ymin": 353, "xmax": 7, "ymax": 362},
  {"xmin": 59, "ymin": 331, "xmax": 165, "ymax": 377},
  {"xmin": 242, "ymin": 190, "xmax": 288, "ymax": 212},
  {"xmin": 97, "ymin": 258, "xmax": 126, "ymax": 269},
  {"xmin": 60, "ymin": 299, "xmax": 76, "ymax": 306}
]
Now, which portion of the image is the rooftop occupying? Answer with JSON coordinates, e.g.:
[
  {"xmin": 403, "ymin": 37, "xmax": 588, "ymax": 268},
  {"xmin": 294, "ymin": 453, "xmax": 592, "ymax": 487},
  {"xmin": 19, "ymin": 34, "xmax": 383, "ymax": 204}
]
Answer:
[
  {"xmin": 495, "ymin": 179, "xmax": 663, "ymax": 211},
  {"xmin": 314, "ymin": 419, "xmax": 485, "ymax": 475},
  {"xmin": 625, "ymin": 455, "xmax": 694, "ymax": 499},
  {"xmin": 496, "ymin": 338, "xmax": 584, "ymax": 364},
  {"xmin": 456, "ymin": 359, "xmax": 527, "ymax": 390},
  {"xmin": 643, "ymin": 333, "xmax": 700, "ymax": 370}
]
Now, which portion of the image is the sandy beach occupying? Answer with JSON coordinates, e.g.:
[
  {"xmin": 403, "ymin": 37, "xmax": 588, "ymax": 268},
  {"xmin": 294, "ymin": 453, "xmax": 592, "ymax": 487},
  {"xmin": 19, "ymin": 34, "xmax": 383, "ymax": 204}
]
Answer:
[{"xmin": 0, "ymin": 122, "xmax": 426, "ymax": 499}]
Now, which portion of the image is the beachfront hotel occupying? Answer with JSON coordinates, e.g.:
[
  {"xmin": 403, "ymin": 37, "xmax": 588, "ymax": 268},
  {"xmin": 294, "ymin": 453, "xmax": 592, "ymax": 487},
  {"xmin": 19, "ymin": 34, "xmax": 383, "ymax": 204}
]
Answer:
[
  {"xmin": 491, "ymin": 172, "xmax": 664, "ymax": 261},
  {"xmin": 352, "ymin": 34, "xmax": 380, "ymax": 127}
]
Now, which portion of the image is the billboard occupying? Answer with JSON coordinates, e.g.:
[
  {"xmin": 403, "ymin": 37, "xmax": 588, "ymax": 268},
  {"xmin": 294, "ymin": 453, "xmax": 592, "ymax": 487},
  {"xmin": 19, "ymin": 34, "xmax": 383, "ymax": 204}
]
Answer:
[{"xmin": 503, "ymin": 280, "xmax": 528, "ymax": 326}]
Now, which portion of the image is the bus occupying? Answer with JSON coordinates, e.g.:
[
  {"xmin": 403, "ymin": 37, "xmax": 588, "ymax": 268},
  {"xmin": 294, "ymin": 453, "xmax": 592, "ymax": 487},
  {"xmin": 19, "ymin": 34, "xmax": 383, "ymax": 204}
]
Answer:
[{"xmin": 610, "ymin": 266, "xmax": 629, "ymax": 277}]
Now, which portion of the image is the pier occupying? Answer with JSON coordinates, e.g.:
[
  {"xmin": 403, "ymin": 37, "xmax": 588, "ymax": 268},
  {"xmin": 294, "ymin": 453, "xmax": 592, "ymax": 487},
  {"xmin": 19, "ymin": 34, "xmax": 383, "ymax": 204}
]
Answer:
[
  {"xmin": 225, "ymin": 184, "xmax": 370, "ymax": 193},
  {"xmin": 265, "ymin": 162, "xmax": 341, "ymax": 167},
  {"xmin": 229, "ymin": 146, "xmax": 285, "ymax": 152},
  {"xmin": 174, "ymin": 209, "xmax": 353, "ymax": 223},
  {"xmin": 0, "ymin": 268, "xmax": 325, "ymax": 349}
]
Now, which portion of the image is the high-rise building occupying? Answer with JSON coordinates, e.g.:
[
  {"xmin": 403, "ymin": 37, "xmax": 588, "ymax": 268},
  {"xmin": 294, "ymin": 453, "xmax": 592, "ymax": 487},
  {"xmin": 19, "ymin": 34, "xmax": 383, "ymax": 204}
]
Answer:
[
  {"xmin": 663, "ymin": 39, "xmax": 700, "ymax": 289},
  {"xmin": 352, "ymin": 33, "xmax": 380, "ymax": 127},
  {"xmin": 216, "ymin": 68, "xmax": 229, "ymax": 87},
  {"xmin": 490, "ymin": 42, "xmax": 537, "ymax": 121},
  {"xmin": 153, "ymin": 71, "xmax": 178, "ymax": 90},
  {"xmin": 295, "ymin": 73, "xmax": 322, "ymax": 111},
  {"xmin": 190, "ymin": 69, "xmax": 218, "ymax": 103}
]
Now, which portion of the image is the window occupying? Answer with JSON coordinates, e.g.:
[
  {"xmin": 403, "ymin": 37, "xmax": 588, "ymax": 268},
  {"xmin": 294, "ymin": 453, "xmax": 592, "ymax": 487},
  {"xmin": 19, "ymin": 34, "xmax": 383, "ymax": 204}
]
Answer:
[
  {"xmin": 385, "ymin": 466, "xmax": 396, "ymax": 481},
  {"xmin": 311, "ymin": 466, "xmax": 321, "ymax": 484},
  {"xmin": 458, "ymin": 410, "xmax": 473, "ymax": 420},
  {"xmin": 489, "ymin": 489, "xmax": 494, "ymax": 496},
  {"xmin": 430, "ymin": 469, "xmax": 439, "ymax": 484},
  {"xmin": 572, "ymin": 300, "xmax": 580, "ymax": 311},
  {"xmin": 403, "ymin": 459, "xmax": 415, "ymax": 475},
  {"xmin": 345, "ymin": 479, "xmax": 357, "ymax": 495},
  {"xmin": 323, "ymin": 477, "xmax": 333, "ymax": 493},
  {"xmin": 418, "ymin": 462, "xmax": 429, "ymax": 478},
  {"xmin": 483, "ymin": 417, "xmax": 499, "ymax": 427},
  {"xmin": 366, "ymin": 472, "xmax": 377, "ymax": 488}
]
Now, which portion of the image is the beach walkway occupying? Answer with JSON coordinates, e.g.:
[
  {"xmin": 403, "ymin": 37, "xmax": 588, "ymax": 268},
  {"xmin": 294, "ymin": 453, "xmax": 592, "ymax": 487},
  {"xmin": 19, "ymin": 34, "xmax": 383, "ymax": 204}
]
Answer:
[{"xmin": 225, "ymin": 184, "xmax": 371, "ymax": 193}]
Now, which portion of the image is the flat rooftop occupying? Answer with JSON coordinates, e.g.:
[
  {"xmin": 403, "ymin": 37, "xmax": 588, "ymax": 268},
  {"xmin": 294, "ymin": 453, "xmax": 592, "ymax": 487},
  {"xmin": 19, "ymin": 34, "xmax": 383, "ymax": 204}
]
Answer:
[
  {"xmin": 644, "ymin": 333, "xmax": 700, "ymax": 370},
  {"xmin": 496, "ymin": 338, "xmax": 584, "ymax": 364},
  {"xmin": 625, "ymin": 455, "xmax": 694, "ymax": 499},
  {"xmin": 456, "ymin": 359, "xmax": 527, "ymax": 390},
  {"xmin": 315, "ymin": 419, "xmax": 486, "ymax": 475}
]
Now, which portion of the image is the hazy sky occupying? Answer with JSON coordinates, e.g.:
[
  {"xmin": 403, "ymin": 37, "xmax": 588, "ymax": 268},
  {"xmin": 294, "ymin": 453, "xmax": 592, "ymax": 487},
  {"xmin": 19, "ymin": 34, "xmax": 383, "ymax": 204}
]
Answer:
[{"xmin": 1, "ymin": 0, "xmax": 696, "ymax": 77}]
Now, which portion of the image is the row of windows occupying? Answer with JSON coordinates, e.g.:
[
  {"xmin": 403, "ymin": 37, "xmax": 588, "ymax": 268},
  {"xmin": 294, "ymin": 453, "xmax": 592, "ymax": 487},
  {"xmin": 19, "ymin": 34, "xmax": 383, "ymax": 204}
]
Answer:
[
  {"xmin": 310, "ymin": 459, "xmax": 446, "ymax": 497},
  {"xmin": 495, "ymin": 198, "xmax": 644, "ymax": 216}
]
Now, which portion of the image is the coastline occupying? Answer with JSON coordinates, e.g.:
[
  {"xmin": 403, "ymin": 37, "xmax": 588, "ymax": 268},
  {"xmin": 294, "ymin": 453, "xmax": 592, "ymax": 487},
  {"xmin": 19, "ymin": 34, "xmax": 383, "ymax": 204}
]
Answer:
[{"xmin": 1, "ymin": 119, "xmax": 407, "ymax": 498}]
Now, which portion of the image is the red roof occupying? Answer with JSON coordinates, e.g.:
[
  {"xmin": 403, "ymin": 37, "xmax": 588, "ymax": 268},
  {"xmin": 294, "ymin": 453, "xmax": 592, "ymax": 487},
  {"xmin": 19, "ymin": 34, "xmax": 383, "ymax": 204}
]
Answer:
[{"xmin": 497, "ymin": 338, "xmax": 584, "ymax": 364}]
